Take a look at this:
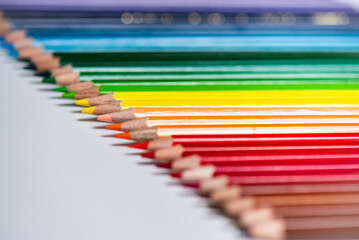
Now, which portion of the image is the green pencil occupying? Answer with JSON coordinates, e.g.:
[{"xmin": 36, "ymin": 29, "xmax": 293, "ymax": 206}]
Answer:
[
  {"xmin": 48, "ymin": 71, "xmax": 359, "ymax": 90},
  {"xmin": 53, "ymin": 51, "xmax": 359, "ymax": 63},
  {"xmin": 61, "ymin": 80, "xmax": 359, "ymax": 99},
  {"xmin": 72, "ymin": 64, "xmax": 359, "ymax": 75}
]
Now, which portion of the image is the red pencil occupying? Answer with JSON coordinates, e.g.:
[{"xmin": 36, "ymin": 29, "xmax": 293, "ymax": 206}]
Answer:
[
  {"xmin": 142, "ymin": 145, "xmax": 359, "ymax": 163},
  {"xmin": 175, "ymin": 164, "xmax": 359, "ymax": 184},
  {"xmin": 161, "ymin": 154, "xmax": 359, "ymax": 172},
  {"xmin": 195, "ymin": 174, "xmax": 359, "ymax": 194},
  {"xmin": 207, "ymin": 182, "xmax": 359, "ymax": 207},
  {"xmin": 129, "ymin": 132, "xmax": 359, "ymax": 150},
  {"xmin": 210, "ymin": 182, "xmax": 359, "ymax": 198},
  {"xmin": 117, "ymin": 131, "xmax": 359, "ymax": 143}
]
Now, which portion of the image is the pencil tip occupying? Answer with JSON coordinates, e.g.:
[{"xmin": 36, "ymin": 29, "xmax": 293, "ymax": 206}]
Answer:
[
  {"xmin": 141, "ymin": 151, "xmax": 155, "ymax": 159},
  {"xmin": 75, "ymin": 98, "xmax": 90, "ymax": 107},
  {"xmin": 35, "ymin": 71, "xmax": 50, "ymax": 78},
  {"xmin": 114, "ymin": 132, "xmax": 131, "ymax": 140},
  {"xmin": 81, "ymin": 106, "xmax": 95, "ymax": 115},
  {"xmin": 105, "ymin": 123, "xmax": 122, "ymax": 130},
  {"xmin": 53, "ymin": 86, "xmax": 68, "ymax": 92},
  {"xmin": 42, "ymin": 77, "xmax": 56, "ymax": 84},
  {"xmin": 8, "ymin": 51, "xmax": 19, "ymax": 58},
  {"xmin": 97, "ymin": 114, "xmax": 112, "ymax": 123},
  {"xmin": 129, "ymin": 142, "xmax": 149, "ymax": 150},
  {"xmin": 171, "ymin": 172, "xmax": 181, "ymax": 178},
  {"xmin": 62, "ymin": 92, "xmax": 76, "ymax": 99}
]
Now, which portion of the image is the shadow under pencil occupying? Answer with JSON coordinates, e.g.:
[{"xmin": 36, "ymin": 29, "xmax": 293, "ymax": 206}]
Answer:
[
  {"xmin": 77, "ymin": 117, "xmax": 98, "ymax": 122},
  {"xmin": 57, "ymin": 103, "xmax": 77, "ymax": 107},
  {"xmin": 38, "ymin": 88, "xmax": 54, "ymax": 92}
]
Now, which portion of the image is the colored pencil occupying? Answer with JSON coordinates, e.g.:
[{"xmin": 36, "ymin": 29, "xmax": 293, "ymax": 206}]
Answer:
[
  {"xmin": 101, "ymin": 115, "xmax": 359, "ymax": 132},
  {"xmin": 49, "ymin": 72, "xmax": 359, "ymax": 88},
  {"xmin": 197, "ymin": 171, "xmax": 359, "ymax": 195},
  {"xmin": 168, "ymin": 153, "xmax": 359, "ymax": 173},
  {"xmin": 42, "ymin": 52, "xmax": 359, "ymax": 63},
  {"xmin": 177, "ymin": 164, "xmax": 359, "ymax": 184},
  {"xmin": 51, "ymin": 63, "xmax": 359, "ymax": 84},
  {"xmin": 84, "ymin": 106, "xmax": 359, "ymax": 118},
  {"xmin": 6, "ymin": 9, "xmax": 359, "ymax": 240},
  {"xmin": 74, "ymin": 90, "xmax": 359, "ymax": 107},
  {"xmin": 116, "ymin": 124, "xmax": 359, "ymax": 142},
  {"xmin": 141, "ymin": 145, "xmax": 359, "ymax": 163},
  {"xmin": 213, "ymin": 183, "xmax": 359, "ymax": 199},
  {"xmin": 241, "ymin": 204, "xmax": 359, "ymax": 220},
  {"xmin": 131, "ymin": 132, "xmax": 359, "ymax": 150},
  {"xmin": 248, "ymin": 215, "xmax": 359, "ymax": 239},
  {"xmin": 57, "ymin": 80, "xmax": 359, "ymax": 96},
  {"xmin": 51, "ymin": 74, "xmax": 359, "ymax": 94},
  {"xmin": 223, "ymin": 192, "xmax": 359, "ymax": 216}
]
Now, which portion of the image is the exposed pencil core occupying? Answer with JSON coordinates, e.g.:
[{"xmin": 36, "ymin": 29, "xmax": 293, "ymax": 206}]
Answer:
[
  {"xmin": 62, "ymin": 92, "xmax": 76, "ymax": 99},
  {"xmin": 75, "ymin": 98, "xmax": 90, "ymax": 107},
  {"xmin": 81, "ymin": 106, "xmax": 96, "ymax": 115},
  {"xmin": 53, "ymin": 86, "xmax": 67, "ymax": 92}
]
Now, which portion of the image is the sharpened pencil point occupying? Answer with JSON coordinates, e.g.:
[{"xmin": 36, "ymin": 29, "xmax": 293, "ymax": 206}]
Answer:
[
  {"xmin": 141, "ymin": 151, "xmax": 155, "ymax": 159},
  {"xmin": 171, "ymin": 172, "xmax": 181, "ymax": 178},
  {"xmin": 75, "ymin": 98, "xmax": 90, "ymax": 107},
  {"xmin": 97, "ymin": 114, "xmax": 112, "ymax": 122},
  {"xmin": 81, "ymin": 106, "xmax": 95, "ymax": 115},
  {"xmin": 53, "ymin": 86, "xmax": 68, "ymax": 92},
  {"xmin": 42, "ymin": 77, "xmax": 56, "ymax": 84},
  {"xmin": 62, "ymin": 92, "xmax": 76, "ymax": 99},
  {"xmin": 115, "ymin": 132, "xmax": 131, "ymax": 140},
  {"xmin": 105, "ymin": 123, "xmax": 122, "ymax": 130},
  {"xmin": 129, "ymin": 142, "xmax": 149, "ymax": 150}
]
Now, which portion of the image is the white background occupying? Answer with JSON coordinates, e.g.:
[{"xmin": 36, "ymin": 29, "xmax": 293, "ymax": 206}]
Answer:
[{"xmin": 0, "ymin": 51, "xmax": 248, "ymax": 240}]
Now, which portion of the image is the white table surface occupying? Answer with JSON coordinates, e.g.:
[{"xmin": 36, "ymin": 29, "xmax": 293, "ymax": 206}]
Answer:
[{"xmin": 0, "ymin": 50, "xmax": 250, "ymax": 240}]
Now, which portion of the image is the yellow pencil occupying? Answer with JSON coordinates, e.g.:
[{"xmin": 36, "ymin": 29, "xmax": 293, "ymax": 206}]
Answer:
[{"xmin": 75, "ymin": 91, "xmax": 359, "ymax": 107}]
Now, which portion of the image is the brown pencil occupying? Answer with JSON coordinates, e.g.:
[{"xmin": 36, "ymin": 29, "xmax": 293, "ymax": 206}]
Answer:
[
  {"xmin": 248, "ymin": 215, "xmax": 359, "ymax": 239},
  {"xmin": 240, "ymin": 204, "xmax": 359, "ymax": 227},
  {"xmin": 224, "ymin": 192, "xmax": 359, "ymax": 217},
  {"xmin": 208, "ymin": 182, "xmax": 359, "ymax": 204}
]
